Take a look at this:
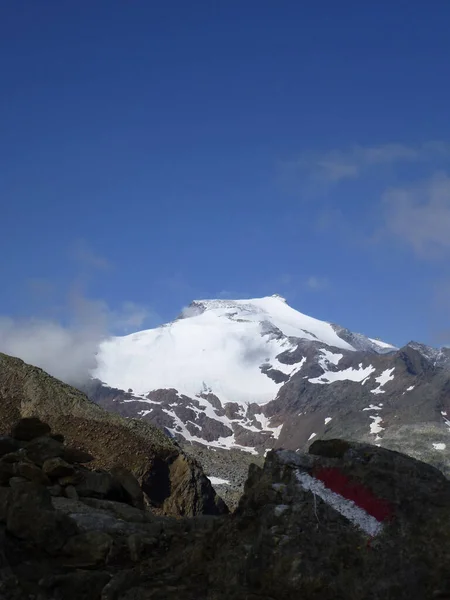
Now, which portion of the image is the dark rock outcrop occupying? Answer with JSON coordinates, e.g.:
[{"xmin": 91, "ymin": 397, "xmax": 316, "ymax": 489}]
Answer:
[{"xmin": 0, "ymin": 418, "xmax": 449, "ymax": 599}]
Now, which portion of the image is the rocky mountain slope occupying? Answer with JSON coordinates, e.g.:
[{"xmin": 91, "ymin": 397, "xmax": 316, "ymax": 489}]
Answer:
[
  {"xmin": 86, "ymin": 296, "xmax": 450, "ymax": 479},
  {"xmin": 0, "ymin": 417, "xmax": 449, "ymax": 599},
  {"xmin": 0, "ymin": 353, "xmax": 226, "ymax": 517}
]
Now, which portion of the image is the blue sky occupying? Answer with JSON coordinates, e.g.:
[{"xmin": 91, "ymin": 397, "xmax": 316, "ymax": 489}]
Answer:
[{"xmin": 1, "ymin": 0, "xmax": 450, "ymax": 352}]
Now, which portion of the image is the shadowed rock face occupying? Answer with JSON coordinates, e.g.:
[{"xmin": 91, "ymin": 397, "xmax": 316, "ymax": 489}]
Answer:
[
  {"xmin": 0, "ymin": 353, "xmax": 227, "ymax": 518},
  {"xmin": 0, "ymin": 416, "xmax": 449, "ymax": 599}
]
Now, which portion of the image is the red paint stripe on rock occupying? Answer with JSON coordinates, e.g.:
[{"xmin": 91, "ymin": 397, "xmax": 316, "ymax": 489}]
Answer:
[{"xmin": 314, "ymin": 467, "xmax": 394, "ymax": 523}]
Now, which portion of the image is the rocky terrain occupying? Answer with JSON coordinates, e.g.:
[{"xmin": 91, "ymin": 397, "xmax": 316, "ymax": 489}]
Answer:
[
  {"xmin": 0, "ymin": 414, "xmax": 449, "ymax": 599},
  {"xmin": 0, "ymin": 352, "xmax": 226, "ymax": 517},
  {"xmin": 82, "ymin": 295, "xmax": 450, "ymax": 490}
]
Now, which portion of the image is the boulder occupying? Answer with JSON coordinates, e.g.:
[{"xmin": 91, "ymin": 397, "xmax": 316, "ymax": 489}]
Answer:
[
  {"xmin": 6, "ymin": 481, "xmax": 77, "ymax": 553},
  {"xmin": 0, "ymin": 436, "xmax": 21, "ymax": 457},
  {"xmin": 62, "ymin": 447, "xmax": 94, "ymax": 464},
  {"xmin": 222, "ymin": 443, "xmax": 450, "ymax": 599},
  {"xmin": 0, "ymin": 449, "xmax": 27, "ymax": 463},
  {"xmin": 26, "ymin": 436, "xmax": 64, "ymax": 466},
  {"xmin": 43, "ymin": 457, "xmax": 75, "ymax": 478},
  {"xmin": 309, "ymin": 438, "xmax": 352, "ymax": 458},
  {"xmin": 75, "ymin": 470, "xmax": 114, "ymax": 498},
  {"xmin": 51, "ymin": 496, "xmax": 158, "ymax": 537},
  {"xmin": 8, "ymin": 476, "xmax": 28, "ymax": 488},
  {"xmin": 16, "ymin": 461, "xmax": 51, "ymax": 485},
  {"xmin": 63, "ymin": 531, "xmax": 113, "ymax": 565},
  {"xmin": 58, "ymin": 471, "xmax": 85, "ymax": 486},
  {"xmin": 0, "ymin": 486, "xmax": 10, "ymax": 521},
  {"xmin": 0, "ymin": 460, "xmax": 15, "ymax": 485},
  {"xmin": 143, "ymin": 454, "xmax": 229, "ymax": 517},
  {"xmin": 110, "ymin": 466, "xmax": 144, "ymax": 509},
  {"xmin": 11, "ymin": 417, "xmax": 51, "ymax": 441},
  {"xmin": 39, "ymin": 570, "xmax": 111, "ymax": 600},
  {"xmin": 82, "ymin": 498, "xmax": 153, "ymax": 524},
  {"xmin": 48, "ymin": 483, "xmax": 63, "ymax": 497},
  {"xmin": 65, "ymin": 485, "xmax": 79, "ymax": 500}
]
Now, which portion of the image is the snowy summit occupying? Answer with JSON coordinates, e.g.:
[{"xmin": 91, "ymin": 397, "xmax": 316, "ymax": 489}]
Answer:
[{"xmin": 93, "ymin": 295, "xmax": 393, "ymax": 407}]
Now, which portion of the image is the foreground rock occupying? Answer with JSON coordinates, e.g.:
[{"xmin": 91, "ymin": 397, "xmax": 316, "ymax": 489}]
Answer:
[
  {"xmin": 0, "ymin": 353, "xmax": 227, "ymax": 517},
  {"xmin": 0, "ymin": 424, "xmax": 449, "ymax": 599}
]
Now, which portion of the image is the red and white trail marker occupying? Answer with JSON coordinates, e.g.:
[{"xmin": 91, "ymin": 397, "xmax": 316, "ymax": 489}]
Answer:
[{"xmin": 295, "ymin": 467, "xmax": 394, "ymax": 537}]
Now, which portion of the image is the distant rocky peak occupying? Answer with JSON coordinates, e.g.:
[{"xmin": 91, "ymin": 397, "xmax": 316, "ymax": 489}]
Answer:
[
  {"xmin": 404, "ymin": 341, "xmax": 450, "ymax": 368},
  {"xmin": 270, "ymin": 293, "xmax": 287, "ymax": 302}
]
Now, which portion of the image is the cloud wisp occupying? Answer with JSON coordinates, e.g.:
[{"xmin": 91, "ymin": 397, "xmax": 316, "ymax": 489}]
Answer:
[
  {"xmin": 295, "ymin": 141, "xmax": 450, "ymax": 183},
  {"xmin": 305, "ymin": 276, "xmax": 329, "ymax": 291},
  {"xmin": 383, "ymin": 172, "xmax": 450, "ymax": 258},
  {"xmin": 0, "ymin": 288, "xmax": 157, "ymax": 386},
  {"xmin": 0, "ymin": 242, "xmax": 159, "ymax": 386}
]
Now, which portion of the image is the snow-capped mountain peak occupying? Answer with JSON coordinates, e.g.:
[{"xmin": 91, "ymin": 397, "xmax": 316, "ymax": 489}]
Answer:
[
  {"xmin": 87, "ymin": 296, "xmax": 449, "ymax": 473},
  {"xmin": 93, "ymin": 296, "xmax": 393, "ymax": 407}
]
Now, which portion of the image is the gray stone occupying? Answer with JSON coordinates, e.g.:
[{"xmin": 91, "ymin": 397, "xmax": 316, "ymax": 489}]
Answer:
[
  {"xmin": 43, "ymin": 457, "xmax": 75, "ymax": 478},
  {"xmin": 0, "ymin": 448, "xmax": 27, "ymax": 463},
  {"xmin": 65, "ymin": 485, "xmax": 79, "ymax": 500},
  {"xmin": 7, "ymin": 482, "xmax": 76, "ymax": 553},
  {"xmin": 82, "ymin": 497, "xmax": 152, "ymax": 523},
  {"xmin": 76, "ymin": 470, "xmax": 114, "ymax": 498},
  {"xmin": 0, "ymin": 460, "xmax": 15, "ymax": 485},
  {"xmin": 62, "ymin": 447, "xmax": 95, "ymax": 464},
  {"xmin": 8, "ymin": 476, "xmax": 28, "ymax": 488},
  {"xmin": 100, "ymin": 570, "xmax": 136, "ymax": 600},
  {"xmin": 16, "ymin": 461, "xmax": 51, "ymax": 485},
  {"xmin": 308, "ymin": 439, "xmax": 352, "ymax": 459},
  {"xmin": 0, "ymin": 486, "xmax": 10, "ymax": 521},
  {"xmin": 52, "ymin": 496, "xmax": 157, "ymax": 537},
  {"xmin": 0, "ymin": 436, "xmax": 21, "ymax": 457},
  {"xmin": 39, "ymin": 570, "xmax": 111, "ymax": 600},
  {"xmin": 63, "ymin": 531, "xmax": 113, "ymax": 565},
  {"xmin": 127, "ymin": 533, "xmax": 143, "ymax": 561},
  {"xmin": 58, "ymin": 471, "xmax": 85, "ymax": 486},
  {"xmin": 26, "ymin": 436, "xmax": 63, "ymax": 466},
  {"xmin": 110, "ymin": 466, "xmax": 144, "ymax": 509},
  {"xmin": 11, "ymin": 417, "xmax": 51, "ymax": 441},
  {"xmin": 48, "ymin": 483, "xmax": 63, "ymax": 497}
]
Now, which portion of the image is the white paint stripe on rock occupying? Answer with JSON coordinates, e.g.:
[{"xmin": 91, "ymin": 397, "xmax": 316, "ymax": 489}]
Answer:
[{"xmin": 295, "ymin": 470, "xmax": 383, "ymax": 537}]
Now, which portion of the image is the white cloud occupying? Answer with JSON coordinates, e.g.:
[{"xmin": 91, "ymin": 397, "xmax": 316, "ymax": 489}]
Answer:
[
  {"xmin": 383, "ymin": 172, "xmax": 450, "ymax": 257},
  {"xmin": 110, "ymin": 301, "xmax": 154, "ymax": 331},
  {"xmin": 297, "ymin": 141, "xmax": 450, "ymax": 183},
  {"xmin": 71, "ymin": 239, "xmax": 112, "ymax": 271},
  {"xmin": 305, "ymin": 276, "xmax": 329, "ymax": 291},
  {"xmin": 0, "ymin": 239, "xmax": 161, "ymax": 385},
  {"xmin": 0, "ymin": 289, "xmax": 159, "ymax": 385}
]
